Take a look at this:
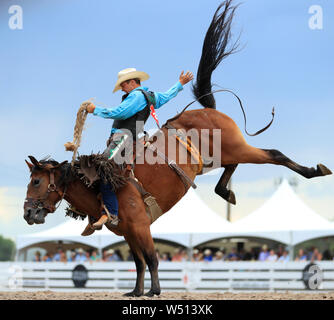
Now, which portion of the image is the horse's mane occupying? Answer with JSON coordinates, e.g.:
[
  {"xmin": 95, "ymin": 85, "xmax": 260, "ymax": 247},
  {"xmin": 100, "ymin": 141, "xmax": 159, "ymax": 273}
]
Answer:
[{"xmin": 35, "ymin": 155, "xmax": 127, "ymax": 192}]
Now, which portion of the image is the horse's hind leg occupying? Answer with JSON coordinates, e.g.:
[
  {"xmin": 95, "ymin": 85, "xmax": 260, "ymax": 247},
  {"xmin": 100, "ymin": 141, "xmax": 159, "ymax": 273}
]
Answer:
[
  {"xmin": 125, "ymin": 226, "xmax": 161, "ymax": 297},
  {"xmin": 261, "ymin": 149, "xmax": 332, "ymax": 178},
  {"xmin": 123, "ymin": 236, "xmax": 146, "ymax": 297},
  {"xmin": 236, "ymin": 146, "xmax": 332, "ymax": 178},
  {"xmin": 215, "ymin": 164, "xmax": 238, "ymax": 204},
  {"xmin": 141, "ymin": 232, "xmax": 160, "ymax": 297}
]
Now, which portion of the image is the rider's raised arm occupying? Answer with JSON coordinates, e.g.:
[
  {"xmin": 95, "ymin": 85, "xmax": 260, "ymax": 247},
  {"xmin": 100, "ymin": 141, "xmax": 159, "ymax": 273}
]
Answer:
[
  {"xmin": 154, "ymin": 71, "xmax": 193, "ymax": 109},
  {"xmin": 93, "ymin": 91, "xmax": 146, "ymax": 120},
  {"xmin": 154, "ymin": 81, "xmax": 183, "ymax": 109}
]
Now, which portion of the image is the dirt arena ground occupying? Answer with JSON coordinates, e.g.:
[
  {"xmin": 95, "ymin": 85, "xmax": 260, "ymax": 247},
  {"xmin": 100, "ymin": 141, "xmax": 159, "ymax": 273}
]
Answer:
[{"xmin": 1, "ymin": 291, "xmax": 334, "ymax": 300}]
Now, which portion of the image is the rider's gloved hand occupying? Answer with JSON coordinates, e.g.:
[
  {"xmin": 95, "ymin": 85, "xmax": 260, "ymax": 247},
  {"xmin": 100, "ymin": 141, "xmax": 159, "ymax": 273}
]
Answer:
[{"xmin": 86, "ymin": 102, "xmax": 96, "ymax": 113}]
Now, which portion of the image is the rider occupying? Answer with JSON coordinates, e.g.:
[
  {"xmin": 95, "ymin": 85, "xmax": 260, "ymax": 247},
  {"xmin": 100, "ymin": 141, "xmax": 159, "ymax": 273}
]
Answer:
[{"xmin": 82, "ymin": 67, "xmax": 193, "ymax": 236}]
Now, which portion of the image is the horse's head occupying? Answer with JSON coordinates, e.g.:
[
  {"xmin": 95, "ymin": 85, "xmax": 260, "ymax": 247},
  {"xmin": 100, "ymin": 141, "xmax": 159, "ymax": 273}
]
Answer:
[{"xmin": 24, "ymin": 156, "xmax": 68, "ymax": 225}]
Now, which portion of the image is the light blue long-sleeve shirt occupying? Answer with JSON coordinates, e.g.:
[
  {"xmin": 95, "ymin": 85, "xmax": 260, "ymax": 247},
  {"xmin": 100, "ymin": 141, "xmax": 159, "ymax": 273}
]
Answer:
[{"xmin": 93, "ymin": 81, "xmax": 183, "ymax": 134}]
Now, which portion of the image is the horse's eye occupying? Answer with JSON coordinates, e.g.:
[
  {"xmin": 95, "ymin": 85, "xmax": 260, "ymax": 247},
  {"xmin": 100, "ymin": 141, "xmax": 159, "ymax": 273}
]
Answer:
[{"xmin": 33, "ymin": 179, "xmax": 40, "ymax": 186}]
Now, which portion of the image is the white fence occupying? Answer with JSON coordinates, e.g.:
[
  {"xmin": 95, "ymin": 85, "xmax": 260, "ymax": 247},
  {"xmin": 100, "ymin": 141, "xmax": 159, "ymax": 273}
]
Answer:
[{"xmin": 0, "ymin": 261, "xmax": 333, "ymax": 292}]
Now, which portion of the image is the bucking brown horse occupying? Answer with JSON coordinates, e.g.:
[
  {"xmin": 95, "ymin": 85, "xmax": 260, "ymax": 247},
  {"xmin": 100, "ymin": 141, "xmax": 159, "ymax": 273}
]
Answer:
[{"xmin": 24, "ymin": 1, "xmax": 332, "ymax": 297}]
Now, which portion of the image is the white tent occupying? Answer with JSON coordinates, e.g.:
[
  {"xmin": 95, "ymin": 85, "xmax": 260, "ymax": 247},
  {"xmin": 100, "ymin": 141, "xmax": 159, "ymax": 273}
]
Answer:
[
  {"xmin": 231, "ymin": 179, "xmax": 334, "ymax": 245},
  {"xmin": 16, "ymin": 188, "xmax": 233, "ymax": 253},
  {"xmin": 149, "ymin": 188, "xmax": 233, "ymax": 247}
]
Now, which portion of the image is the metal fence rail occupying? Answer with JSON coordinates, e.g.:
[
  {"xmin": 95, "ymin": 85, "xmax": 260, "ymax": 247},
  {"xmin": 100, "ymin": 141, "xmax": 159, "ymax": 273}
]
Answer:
[{"xmin": 0, "ymin": 261, "xmax": 333, "ymax": 292}]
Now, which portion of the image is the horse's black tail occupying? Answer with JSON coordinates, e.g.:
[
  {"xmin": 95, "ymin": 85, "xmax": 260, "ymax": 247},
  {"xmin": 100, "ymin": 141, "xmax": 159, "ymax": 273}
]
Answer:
[{"xmin": 192, "ymin": 1, "xmax": 240, "ymax": 109}]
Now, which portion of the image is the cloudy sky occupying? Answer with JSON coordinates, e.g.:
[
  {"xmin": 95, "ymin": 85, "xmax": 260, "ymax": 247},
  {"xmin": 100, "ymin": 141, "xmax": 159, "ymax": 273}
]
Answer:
[{"xmin": 0, "ymin": 0, "xmax": 333, "ymax": 240}]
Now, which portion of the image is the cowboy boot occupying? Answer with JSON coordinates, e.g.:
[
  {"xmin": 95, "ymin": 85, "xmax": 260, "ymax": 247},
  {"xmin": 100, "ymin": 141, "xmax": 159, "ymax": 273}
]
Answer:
[
  {"xmin": 81, "ymin": 223, "xmax": 95, "ymax": 236},
  {"xmin": 92, "ymin": 214, "xmax": 109, "ymax": 229},
  {"xmin": 95, "ymin": 205, "xmax": 120, "ymax": 228},
  {"xmin": 81, "ymin": 216, "xmax": 97, "ymax": 236}
]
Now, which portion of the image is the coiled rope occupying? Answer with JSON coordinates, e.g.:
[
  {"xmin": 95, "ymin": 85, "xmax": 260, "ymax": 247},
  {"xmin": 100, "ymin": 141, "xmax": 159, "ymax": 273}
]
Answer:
[{"xmin": 64, "ymin": 100, "xmax": 92, "ymax": 165}]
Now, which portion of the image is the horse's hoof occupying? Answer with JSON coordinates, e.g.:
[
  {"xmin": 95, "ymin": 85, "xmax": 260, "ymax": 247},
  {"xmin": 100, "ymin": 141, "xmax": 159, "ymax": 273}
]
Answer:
[
  {"xmin": 123, "ymin": 291, "xmax": 143, "ymax": 297},
  {"xmin": 317, "ymin": 164, "xmax": 332, "ymax": 176},
  {"xmin": 227, "ymin": 190, "xmax": 236, "ymax": 205},
  {"xmin": 215, "ymin": 187, "xmax": 237, "ymax": 205},
  {"xmin": 144, "ymin": 289, "xmax": 161, "ymax": 297}
]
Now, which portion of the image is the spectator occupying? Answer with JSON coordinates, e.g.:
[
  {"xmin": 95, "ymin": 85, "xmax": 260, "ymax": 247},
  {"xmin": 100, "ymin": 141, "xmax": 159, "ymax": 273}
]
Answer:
[
  {"xmin": 68, "ymin": 250, "xmax": 77, "ymax": 262},
  {"xmin": 227, "ymin": 247, "xmax": 239, "ymax": 261},
  {"xmin": 310, "ymin": 248, "xmax": 322, "ymax": 262},
  {"xmin": 114, "ymin": 249, "xmax": 124, "ymax": 261},
  {"xmin": 85, "ymin": 251, "xmax": 90, "ymax": 261},
  {"xmin": 60, "ymin": 251, "xmax": 67, "ymax": 262},
  {"xmin": 306, "ymin": 247, "xmax": 313, "ymax": 260},
  {"xmin": 278, "ymin": 250, "xmax": 290, "ymax": 262},
  {"xmin": 75, "ymin": 248, "xmax": 88, "ymax": 262},
  {"xmin": 238, "ymin": 249, "xmax": 246, "ymax": 261},
  {"xmin": 172, "ymin": 248, "xmax": 184, "ymax": 262},
  {"xmin": 203, "ymin": 249, "xmax": 213, "ymax": 262},
  {"xmin": 53, "ymin": 248, "xmax": 64, "ymax": 262},
  {"xmin": 90, "ymin": 250, "xmax": 101, "ymax": 262},
  {"xmin": 295, "ymin": 249, "xmax": 307, "ymax": 261},
  {"xmin": 180, "ymin": 249, "xmax": 188, "ymax": 261},
  {"xmin": 258, "ymin": 245, "xmax": 269, "ymax": 261},
  {"xmin": 277, "ymin": 245, "xmax": 284, "ymax": 259},
  {"xmin": 197, "ymin": 251, "xmax": 204, "ymax": 261},
  {"xmin": 191, "ymin": 249, "xmax": 201, "ymax": 262},
  {"xmin": 213, "ymin": 251, "xmax": 224, "ymax": 261},
  {"xmin": 105, "ymin": 249, "xmax": 121, "ymax": 261},
  {"xmin": 243, "ymin": 249, "xmax": 255, "ymax": 261},
  {"xmin": 266, "ymin": 249, "xmax": 278, "ymax": 262},
  {"xmin": 42, "ymin": 252, "xmax": 53, "ymax": 262},
  {"xmin": 160, "ymin": 252, "xmax": 171, "ymax": 261},
  {"xmin": 33, "ymin": 251, "xmax": 41, "ymax": 262}
]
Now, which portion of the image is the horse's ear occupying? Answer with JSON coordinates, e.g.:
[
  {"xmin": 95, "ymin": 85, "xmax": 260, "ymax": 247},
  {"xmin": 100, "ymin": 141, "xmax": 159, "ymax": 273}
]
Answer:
[
  {"xmin": 28, "ymin": 156, "xmax": 41, "ymax": 168},
  {"xmin": 25, "ymin": 160, "xmax": 34, "ymax": 172}
]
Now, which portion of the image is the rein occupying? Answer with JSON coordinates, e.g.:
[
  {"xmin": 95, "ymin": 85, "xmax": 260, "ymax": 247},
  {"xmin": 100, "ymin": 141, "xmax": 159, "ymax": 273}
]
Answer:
[{"xmin": 165, "ymin": 88, "xmax": 275, "ymax": 137}]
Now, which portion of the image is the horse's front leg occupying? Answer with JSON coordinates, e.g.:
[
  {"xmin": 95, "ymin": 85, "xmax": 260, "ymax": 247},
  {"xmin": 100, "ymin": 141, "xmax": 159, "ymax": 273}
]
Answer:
[{"xmin": 214, "ymin": 164, "xmax": 237, "ymax": 204}]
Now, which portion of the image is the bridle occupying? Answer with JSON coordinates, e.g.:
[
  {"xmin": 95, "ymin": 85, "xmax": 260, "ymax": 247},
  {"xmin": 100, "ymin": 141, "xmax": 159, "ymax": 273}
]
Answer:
[{"xmin": 24, "ymin": 169, "xmax": 67, "ymax": 213}]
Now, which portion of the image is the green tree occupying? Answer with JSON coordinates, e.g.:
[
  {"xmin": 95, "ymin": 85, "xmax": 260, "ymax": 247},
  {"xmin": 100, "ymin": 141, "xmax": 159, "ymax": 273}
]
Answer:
[{"xmin": 0, "ymin": 235, "xmax": 16, "ymax": 261}]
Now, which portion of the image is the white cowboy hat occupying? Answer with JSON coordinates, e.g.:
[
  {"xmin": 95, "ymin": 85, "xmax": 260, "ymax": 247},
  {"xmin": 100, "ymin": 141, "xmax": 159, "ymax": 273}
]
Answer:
[{"xmin": 113, "ymin": 68, "xmax": 149, "ymax": 93}]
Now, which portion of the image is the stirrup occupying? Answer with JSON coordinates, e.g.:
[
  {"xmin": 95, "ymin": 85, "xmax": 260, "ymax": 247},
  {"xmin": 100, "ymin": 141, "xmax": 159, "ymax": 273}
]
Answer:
[
  {"xmin": 92, "ymin": 214, "xmax": 109, "ymax": 229},
  {"xmin": 109, "ymin": 214, "xmax": 119, "ymax": 226},
  {"xmin": 103, "ymin": 204, "xmax": 119, "ymax": 226}
]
